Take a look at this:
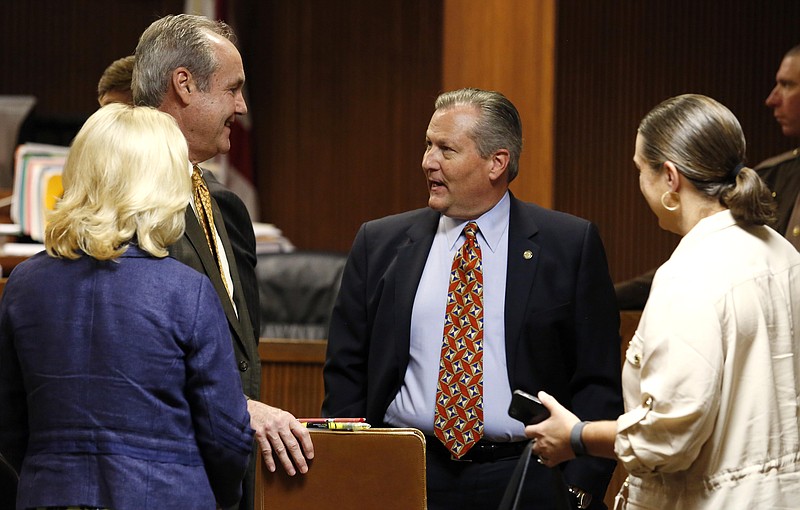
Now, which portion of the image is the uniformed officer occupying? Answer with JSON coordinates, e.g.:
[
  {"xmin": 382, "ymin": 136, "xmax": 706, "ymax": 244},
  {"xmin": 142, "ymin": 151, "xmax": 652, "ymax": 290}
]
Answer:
[{"xmin": 759, "ymin": 44, "xmax": 800, "ymax": 249}]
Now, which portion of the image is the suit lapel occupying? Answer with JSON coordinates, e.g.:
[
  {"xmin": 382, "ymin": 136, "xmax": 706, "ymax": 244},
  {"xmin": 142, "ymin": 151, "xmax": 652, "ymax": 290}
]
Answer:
[
  {"xmin": 209, "ymin": 195, "xmax": 256, "ymax": 348},
  {"xmin": 504, "ymin": 195, "xmax": 541, "ymax": 365},
  {"xmin": 182, "ymin": 207, "xmax": 249, "ymax": 350}
]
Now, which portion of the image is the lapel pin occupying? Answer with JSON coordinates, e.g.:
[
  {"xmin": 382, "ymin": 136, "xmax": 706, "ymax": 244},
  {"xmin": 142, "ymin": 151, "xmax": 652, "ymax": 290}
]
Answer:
[{"xmin": 523, "ymin": 250, "xmax": 533, "ymax": 260}]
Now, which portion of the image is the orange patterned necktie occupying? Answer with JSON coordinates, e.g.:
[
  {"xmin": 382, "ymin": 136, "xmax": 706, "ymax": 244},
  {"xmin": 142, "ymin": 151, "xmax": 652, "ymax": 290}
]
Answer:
[
  {"xmin": 434, "ymin": 221, "xmax": 484, "ymax": 458},
  {"xmin": 191, "ymin": 165, "xmax": 232, "ymax": 301}
]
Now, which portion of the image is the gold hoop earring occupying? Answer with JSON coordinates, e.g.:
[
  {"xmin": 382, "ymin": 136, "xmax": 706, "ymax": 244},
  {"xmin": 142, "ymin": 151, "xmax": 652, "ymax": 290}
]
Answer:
[{"xmin": 660, "ymin": 190, "xmax": 679, "ymax": 211}]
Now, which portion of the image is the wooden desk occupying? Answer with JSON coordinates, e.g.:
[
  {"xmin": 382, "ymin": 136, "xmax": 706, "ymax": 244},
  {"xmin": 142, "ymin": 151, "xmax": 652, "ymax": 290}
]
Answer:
[
  {"xmin": 258, "ymin": 311, "xmax": 643, "ymax": 508},
  {"xmin": 0, "ymin": 186, "xmax": 31, "ymax": 275}
]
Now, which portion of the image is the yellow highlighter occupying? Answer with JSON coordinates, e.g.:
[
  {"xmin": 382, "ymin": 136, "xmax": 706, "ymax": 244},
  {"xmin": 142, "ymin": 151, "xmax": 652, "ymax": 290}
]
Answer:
[{"xmin": 324, "ymin": 422, "xmax": 372, "ymax": 431}]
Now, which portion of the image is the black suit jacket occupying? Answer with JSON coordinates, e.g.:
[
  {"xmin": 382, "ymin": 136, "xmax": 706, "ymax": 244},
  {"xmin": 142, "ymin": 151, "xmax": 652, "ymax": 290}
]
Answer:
[
  {"xmin": 205, "ymin": 171, "xmax": 260, "ymax": 343},
  {"xmin": 169, "ymin": 172, "xmax": 260, "ymax": 510},
  {"xmin": 323, "ymin": 194, "xmax": 623, "ymax": 500},
  {"xmin": 756, "ymin": 149, "xmax": 800, "ymax": 236},
  {"xmin": 169, "ymin": 185, "xmax": 260, "ymax": 398}
]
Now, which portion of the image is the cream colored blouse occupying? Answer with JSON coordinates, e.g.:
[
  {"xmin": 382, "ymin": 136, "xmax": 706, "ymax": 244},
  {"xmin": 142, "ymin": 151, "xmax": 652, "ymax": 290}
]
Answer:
[{"xmin": 614, "ymin": 210, "xmax": 800, "ymax": 509}]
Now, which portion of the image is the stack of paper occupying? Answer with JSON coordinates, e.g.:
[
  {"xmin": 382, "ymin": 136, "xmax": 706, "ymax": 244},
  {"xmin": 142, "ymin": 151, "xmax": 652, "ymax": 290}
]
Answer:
[
  {"xmin": 11, "ymin": 143, "xmax": 68, "ymax": 242},
  {"xmin": 253, "ymin": 221, "xmax": 295, "ymax": 253}
]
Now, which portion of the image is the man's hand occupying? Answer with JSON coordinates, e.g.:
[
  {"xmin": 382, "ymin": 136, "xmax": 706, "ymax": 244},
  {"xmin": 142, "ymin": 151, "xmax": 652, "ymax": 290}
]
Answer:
[{"xmin": 247, "ymin": 399, "xmax": 314, "ymax": 475}]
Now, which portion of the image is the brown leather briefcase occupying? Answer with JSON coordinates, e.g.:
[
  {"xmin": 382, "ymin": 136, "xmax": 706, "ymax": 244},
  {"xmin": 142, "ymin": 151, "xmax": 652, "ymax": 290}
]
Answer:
[{"xmin": 256, "ymin": 427, "xmax": 427, "ymax": 510}]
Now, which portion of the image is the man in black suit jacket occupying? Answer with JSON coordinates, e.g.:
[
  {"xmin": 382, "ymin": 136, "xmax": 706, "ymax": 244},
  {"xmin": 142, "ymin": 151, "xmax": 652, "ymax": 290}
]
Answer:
[
  {"xmin": 132, "ymin": 14, "xmax": 313, "ymax": 510},
  {"xmin": 95, "ymin": 54, "xmax": 262, "ymax": 344},
  {"xmin": 323, "ymin": 88, "xmax": 622, "ymax": 509}
]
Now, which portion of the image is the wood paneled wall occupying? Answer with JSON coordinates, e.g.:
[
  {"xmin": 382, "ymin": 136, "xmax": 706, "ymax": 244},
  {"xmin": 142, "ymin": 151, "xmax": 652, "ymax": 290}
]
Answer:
[
  {"xmin": 238, "ymin": 0, "xmax": 443, "ymax": 252},
  {"xmin": 554, "ymin": 0, "xmax": 800, "ymax": 282},
  {"xmin": 442, "ymin": 0, "xmax": 556, "ymax": 209},
  {"xmin": 0, "ymin": 0, "xmax": 181, "ymax": 117},
  {"xmin": 3, "ymin": 1, "xmax": 800, "ymax": 280}
]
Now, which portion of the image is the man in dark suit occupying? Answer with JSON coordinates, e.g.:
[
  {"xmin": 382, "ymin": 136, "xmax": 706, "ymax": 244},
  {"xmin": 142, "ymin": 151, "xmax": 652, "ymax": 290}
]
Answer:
[
  {"xmin": 132, "ymin": 14, "xmax": 313, "ymax": 510},
  {"xmin": 758, "ymin": 43, "xmax": 800, "ymax": 247},
  {"xmin": 95, "ymin": 54, "xmax": 262, "ymax": 345},
  {"xmin": 0, "ymin": 452, "xmax": 15, "ymax": 509},
  {"xmin": 323, "ymin": 88, "xmax": 622, "ymax": 509}
]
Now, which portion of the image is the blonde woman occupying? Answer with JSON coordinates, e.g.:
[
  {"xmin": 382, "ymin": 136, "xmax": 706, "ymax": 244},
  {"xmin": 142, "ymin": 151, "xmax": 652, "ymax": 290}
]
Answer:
[{"xmin": 0, "ymin": 104, "xmax": 253, "ymax": 510}]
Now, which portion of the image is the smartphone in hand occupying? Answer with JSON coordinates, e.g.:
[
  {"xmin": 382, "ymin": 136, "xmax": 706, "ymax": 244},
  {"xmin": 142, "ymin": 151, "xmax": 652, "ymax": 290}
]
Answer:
[{"xmin": 508, "ymin": 389, "xmax": 550, "ymax": 425}]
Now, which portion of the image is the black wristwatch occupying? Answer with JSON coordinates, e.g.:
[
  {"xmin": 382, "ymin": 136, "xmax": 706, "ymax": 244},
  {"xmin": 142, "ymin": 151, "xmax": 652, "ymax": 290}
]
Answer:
[{"xmin": 567, "ymin": 485, "xmax": 592, "ymax": 509}]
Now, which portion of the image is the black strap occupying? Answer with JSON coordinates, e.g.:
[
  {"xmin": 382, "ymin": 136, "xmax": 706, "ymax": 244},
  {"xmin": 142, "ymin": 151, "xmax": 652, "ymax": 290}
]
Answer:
[
  {"xmin": 497, "ymin": 440, "xmax": 572, "ymax": 510},
  {"xmin": 551, "ymin": 468, "xmax": 576, "ymax": 510}
]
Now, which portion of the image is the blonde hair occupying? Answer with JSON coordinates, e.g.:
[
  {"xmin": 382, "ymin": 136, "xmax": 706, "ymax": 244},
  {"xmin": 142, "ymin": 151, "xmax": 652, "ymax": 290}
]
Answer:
[{"xmin": 45, "ymin": 104, "xmax": 190, "ymax": 260}]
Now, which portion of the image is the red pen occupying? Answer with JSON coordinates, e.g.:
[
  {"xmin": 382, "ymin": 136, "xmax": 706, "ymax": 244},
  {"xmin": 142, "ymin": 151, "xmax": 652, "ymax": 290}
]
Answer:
[{"xmin": 298, "ymin": 417, "xmax": 366, "ymax": 424}]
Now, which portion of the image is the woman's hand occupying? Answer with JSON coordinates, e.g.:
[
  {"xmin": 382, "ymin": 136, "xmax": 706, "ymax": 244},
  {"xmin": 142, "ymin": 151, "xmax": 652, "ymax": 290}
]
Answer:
[{"xmin": 525, "ymin": 391, "xmax": 580, "ymax": 467}]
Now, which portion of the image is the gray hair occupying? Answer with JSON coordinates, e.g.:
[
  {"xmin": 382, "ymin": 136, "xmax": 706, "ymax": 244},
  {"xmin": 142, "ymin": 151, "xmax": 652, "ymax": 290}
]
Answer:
[
  {"xmin": 435, "ymin": 88, "xmax": 523, "ymax": 182},
  {"xmin": 132, "ymin": 14, "xmax": 235, "ymax": 107}
]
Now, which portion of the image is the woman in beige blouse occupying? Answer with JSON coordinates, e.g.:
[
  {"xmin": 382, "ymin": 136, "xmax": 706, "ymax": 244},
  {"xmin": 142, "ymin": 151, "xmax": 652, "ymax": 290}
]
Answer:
[{"xmin": 526, "ymin": 94, "xmax": 800, "ymax": 509}]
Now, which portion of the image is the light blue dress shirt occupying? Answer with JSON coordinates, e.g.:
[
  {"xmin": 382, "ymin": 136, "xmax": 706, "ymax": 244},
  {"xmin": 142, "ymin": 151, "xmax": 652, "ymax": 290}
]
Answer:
[{"xmin": 384, "ymin": 192, "xmax": 527, "ymax": 441}]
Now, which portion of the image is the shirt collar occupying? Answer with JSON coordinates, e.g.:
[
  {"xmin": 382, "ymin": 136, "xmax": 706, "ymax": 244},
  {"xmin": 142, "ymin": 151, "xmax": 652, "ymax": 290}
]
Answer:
[
  {"xmin": 442, "ymin": 191, "xmax": 510, "ymax": 253},
  {"xmin": 673, "ymin": 209, "xmax": 736, "ymax": 256}
]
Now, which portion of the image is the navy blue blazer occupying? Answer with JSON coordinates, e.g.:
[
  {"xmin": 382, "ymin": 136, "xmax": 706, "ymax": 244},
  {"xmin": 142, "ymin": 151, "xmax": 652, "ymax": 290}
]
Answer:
[
  {"xmin": 0, "ymin": 246, "xmax": 253, "ymax": 509},
  {"xmin": 323, "ymin": 194, "xmax": 623, "ymax": 500}
]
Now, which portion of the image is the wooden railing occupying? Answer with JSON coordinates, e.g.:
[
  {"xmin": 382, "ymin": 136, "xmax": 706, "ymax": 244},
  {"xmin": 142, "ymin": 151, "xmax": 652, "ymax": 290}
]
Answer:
[{"xmin": 258, "ymin": 338, "xmax": 327, "ymax": 419}]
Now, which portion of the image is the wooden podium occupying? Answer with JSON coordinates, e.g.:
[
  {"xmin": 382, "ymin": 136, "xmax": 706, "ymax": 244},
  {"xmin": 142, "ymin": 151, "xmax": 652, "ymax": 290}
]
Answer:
[{"xmin": 256, "ymin": 428, "xmax": 427, "ymax": 510}]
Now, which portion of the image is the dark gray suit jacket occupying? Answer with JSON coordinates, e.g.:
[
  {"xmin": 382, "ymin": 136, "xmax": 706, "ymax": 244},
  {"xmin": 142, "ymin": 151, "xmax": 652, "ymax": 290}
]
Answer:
[
  {"xmin": 205, "ymin": 171, "xmax": 260, "ymax": 343},
  {"xmin": 169, "ymin": 187, "xmax": 260, "ymax": 399},
  {"xmin": 168, "ymin": 172, "xmax": 259, "ymax": 510}
]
